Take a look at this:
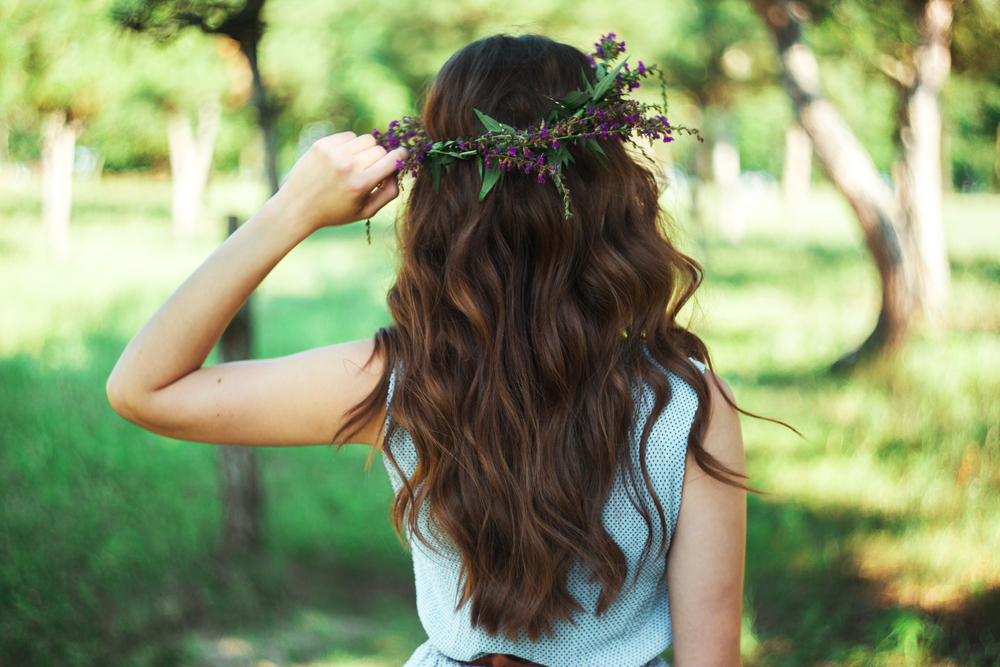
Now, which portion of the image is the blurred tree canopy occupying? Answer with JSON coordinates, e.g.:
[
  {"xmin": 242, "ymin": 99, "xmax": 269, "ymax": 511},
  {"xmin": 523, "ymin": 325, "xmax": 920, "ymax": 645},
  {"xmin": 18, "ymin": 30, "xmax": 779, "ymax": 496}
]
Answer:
[
  {"xmin": 804, "ymin": 0, "xmax": 1000, "ymax": 190},
  {"xmin": 111, "ymin": 0, "xmax": 281, "ymax": 194},
  {"xmin": 0, "ymin": 0, "xmax": 996, "ymax": 191}
]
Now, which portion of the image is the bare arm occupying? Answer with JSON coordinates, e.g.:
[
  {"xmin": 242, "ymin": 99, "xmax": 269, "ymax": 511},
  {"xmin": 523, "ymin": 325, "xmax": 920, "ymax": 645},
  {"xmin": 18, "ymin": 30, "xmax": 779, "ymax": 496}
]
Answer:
[
  {"xmin": 667, "ymin": 372, "xmax": 747, "ymax": 667},
  {"xmin": 106, "ymin": 132, "xmax": 406, "ymax": 447}
]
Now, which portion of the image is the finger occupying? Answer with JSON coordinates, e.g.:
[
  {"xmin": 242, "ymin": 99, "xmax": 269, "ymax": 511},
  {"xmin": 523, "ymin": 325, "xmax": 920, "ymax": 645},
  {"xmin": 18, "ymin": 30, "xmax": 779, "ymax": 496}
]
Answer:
[
  {"xmin": 336, "ymin": 133, "xmax": 377, "ymax": 157},
  {"xmin": 318, "ymin": 131, "xmax": 356, "ymax": 148},
  {"xmin": 358, "ymin": 176, "xmax": 400, "ymax": 220},
  {"xmin": 353, "ymin": 144, "xmax": 389, "ymax": 171},
  {"xmin": 360, "ymin": 147, "xmax": 408, "ymax": 189}
]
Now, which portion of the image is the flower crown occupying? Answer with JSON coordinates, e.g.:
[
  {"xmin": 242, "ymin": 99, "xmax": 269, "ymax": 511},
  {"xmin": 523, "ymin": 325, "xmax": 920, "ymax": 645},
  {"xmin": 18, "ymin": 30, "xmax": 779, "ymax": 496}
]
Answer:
[{"xmin": 372, "ymin": 34, "xmax": 700, "ymax": 225}]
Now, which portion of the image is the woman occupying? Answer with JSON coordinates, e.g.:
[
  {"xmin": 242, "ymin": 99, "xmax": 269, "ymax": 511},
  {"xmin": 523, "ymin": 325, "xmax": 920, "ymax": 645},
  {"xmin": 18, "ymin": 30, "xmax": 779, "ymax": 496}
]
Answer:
[{"xmin": 108, "ymin": 34, "xmax": 746, "ymax": 667}]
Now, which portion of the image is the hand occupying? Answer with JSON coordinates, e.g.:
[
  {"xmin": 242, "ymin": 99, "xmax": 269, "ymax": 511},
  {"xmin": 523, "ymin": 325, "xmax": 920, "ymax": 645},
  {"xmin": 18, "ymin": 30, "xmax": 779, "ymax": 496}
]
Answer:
[{"xmin": 273, "ymin": 131, "xmax": 408, "ymax": 234}]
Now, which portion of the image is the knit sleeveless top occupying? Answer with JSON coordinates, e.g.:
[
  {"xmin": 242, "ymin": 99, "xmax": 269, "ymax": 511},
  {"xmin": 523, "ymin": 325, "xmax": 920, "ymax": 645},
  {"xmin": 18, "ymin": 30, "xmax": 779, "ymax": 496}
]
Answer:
[{"xmin": 382, "ymin": 361, "xmax": 704, "ymax": 667}]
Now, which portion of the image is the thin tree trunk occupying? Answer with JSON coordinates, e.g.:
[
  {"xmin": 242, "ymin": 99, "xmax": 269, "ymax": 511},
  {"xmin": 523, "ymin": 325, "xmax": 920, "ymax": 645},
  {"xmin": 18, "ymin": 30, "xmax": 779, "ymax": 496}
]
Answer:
[
  {"xmin": 752, "ymin": 0, "xmax": 920, "ymax": 368},
  {"xmin": 168, "ymin": 101, "xmax": 221, "ymax": 239},
  {"xmin": 900, "ymin": 0, "xmax": 953, "ymax": 316},
  {"xmin": 713, "ymin": 132, "xmax": 745, "ymax": 243},
  {"xmin": 41, "ymin": 111, "xmax": 80, "ymax": 262},
  {"xmin": 217, "ymin": 214, "xmax": 262, "ymax": 556},
  {"xmin": 238, "ymin": 36, "xmax": 279, "ymax": 196},
  {"xmin": 167, "ymin": 113, "xmax": 196, "ymax": 237},
  {"xmin": 691, "ymin": 135, "xmax": 710, "ymax": 236},
  {"xmin": 782, "ymin": 123, "xmax": 812, "ymax": 224}
]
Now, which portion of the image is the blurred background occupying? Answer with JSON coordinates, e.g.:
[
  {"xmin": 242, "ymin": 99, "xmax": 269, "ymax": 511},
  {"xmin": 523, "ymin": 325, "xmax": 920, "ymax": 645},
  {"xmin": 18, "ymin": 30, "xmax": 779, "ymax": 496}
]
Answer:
[{"xmin": 1, "ymin": 0, "xmax": 998, "ymax": 665}]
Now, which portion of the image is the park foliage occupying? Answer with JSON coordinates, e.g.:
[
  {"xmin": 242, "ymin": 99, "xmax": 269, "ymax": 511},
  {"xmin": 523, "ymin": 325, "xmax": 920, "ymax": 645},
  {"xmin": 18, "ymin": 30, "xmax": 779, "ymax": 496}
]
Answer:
[
  {"xmin": 1, "ymin": 177, "xmax": 998, "ymax": 666},
  {"xmin": 0, "ymin": 0, "xmax": 998, "ymax": 189}
]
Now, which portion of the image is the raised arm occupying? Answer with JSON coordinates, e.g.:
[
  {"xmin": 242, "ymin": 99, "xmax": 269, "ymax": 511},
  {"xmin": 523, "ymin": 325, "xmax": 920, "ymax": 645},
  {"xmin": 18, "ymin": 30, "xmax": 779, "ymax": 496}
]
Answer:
[
  {"xmin": 106, "ymin": 132, "xmax": 406, "ymax": 447},
  {"xmin": 667, "ymin": 372, "xmax": 747, "ymax": 667}
]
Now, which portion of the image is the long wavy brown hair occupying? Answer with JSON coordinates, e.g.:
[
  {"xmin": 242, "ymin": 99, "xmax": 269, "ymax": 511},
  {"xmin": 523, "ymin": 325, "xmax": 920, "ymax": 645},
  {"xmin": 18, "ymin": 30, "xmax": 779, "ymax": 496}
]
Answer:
[{"xmin": 336, "ymin": 34, "xmax": 746, "ymax": 642}]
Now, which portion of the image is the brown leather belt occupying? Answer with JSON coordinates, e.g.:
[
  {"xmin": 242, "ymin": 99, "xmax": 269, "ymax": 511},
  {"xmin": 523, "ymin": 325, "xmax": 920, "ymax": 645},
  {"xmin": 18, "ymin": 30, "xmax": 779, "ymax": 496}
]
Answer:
[{"xmin": 459, "ymin": 654, "xmax": 546, "ymax": 667}]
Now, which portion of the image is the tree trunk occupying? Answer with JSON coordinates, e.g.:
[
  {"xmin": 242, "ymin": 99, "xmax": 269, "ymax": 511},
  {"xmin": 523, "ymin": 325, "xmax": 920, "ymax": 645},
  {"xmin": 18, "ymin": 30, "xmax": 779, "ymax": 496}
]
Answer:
[
  {"xmin": 899, "ymin": 0, "xmax": 953, "ymax": 316},
  {"xmin": 690, "ymin": 135, "xmax": 710, "ymax": 240},
  {"xmin": 751, "ymin": 0, "xmax": 920, "ymax": 368},
  {"xmin": 713, "ymin": 132, "xmax": 745, "ymax": 243},
  {"xmin": 238, "ymin": 36, "xmax": 279, "ymax": 196},
  {"xmin": 782, "ymin": 123, "xmax": 812, "ymax": 224},
  {"xmin": 217, "ymin": 215, "xmax": 262, "ymax": 556},
  {"xmin": 168, "ymin": 101, "xmax": 221, "ymax": 239},
  {"xmin": 41, "ymin": 111, "xmax": 80, "ymax": 262}
]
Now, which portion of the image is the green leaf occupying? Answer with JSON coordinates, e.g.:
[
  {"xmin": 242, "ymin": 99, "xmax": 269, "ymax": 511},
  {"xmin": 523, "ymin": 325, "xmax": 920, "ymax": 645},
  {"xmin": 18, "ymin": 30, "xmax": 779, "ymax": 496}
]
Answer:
[
  {"xmin": 479, "ymin": 166, "xmax": 501, "ymax": 200},
  {"xmin": 585, "ymin": 138, "xmax": 607, "ymax": 157},
  {"xmin": 477, "ymin": 156, "xmax": 483, "ymax": 178},
  {"xmin": 474, "ymin": 109, "xmax": 516, "ymax": 134},
  {"xmin": 431, "ymin": 160, "xmax": 442, "ymax": 191},
  {"xmin": 555, "ymin": 144, "xmax": 575, "ymax": 166},
  {"xmin": 560, "ymin": 90, "xmax": 592, "ymax": 109},
  {"xmin": 585, "ymin": 138, "xmax": 608, "ymax": 169},
  {"xmin": 592, "ymin": 56, "xmax": 629, "ymax": 101}
]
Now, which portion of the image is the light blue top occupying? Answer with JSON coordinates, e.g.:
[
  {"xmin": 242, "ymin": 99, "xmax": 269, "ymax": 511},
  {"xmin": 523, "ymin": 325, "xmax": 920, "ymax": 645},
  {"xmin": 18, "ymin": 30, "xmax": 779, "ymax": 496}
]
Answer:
[{"xmin": 383, "ymin": 361, "xmax": 703, "ymax": 667}]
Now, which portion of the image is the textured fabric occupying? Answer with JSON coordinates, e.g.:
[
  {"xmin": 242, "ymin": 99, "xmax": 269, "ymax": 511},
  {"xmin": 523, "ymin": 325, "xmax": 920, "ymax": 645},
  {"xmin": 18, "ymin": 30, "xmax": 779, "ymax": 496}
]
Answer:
[{"xmin": 382, "ymin": 361, "xmax": 704, "ymax": 667}]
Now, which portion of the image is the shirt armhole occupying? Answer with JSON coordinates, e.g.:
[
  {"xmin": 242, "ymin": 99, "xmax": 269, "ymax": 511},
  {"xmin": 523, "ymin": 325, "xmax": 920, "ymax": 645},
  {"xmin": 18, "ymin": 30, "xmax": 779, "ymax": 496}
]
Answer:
[{"xmin": 382, "ymin": 365, "xmax": 398, "ymax": 450}]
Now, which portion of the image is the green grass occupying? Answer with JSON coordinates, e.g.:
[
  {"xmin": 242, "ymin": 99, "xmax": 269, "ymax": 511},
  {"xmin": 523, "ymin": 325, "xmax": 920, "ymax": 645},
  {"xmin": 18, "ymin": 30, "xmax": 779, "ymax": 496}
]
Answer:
[{"xmin": 1, "ymin": 175, "xmax": 998, "ymax": 666}]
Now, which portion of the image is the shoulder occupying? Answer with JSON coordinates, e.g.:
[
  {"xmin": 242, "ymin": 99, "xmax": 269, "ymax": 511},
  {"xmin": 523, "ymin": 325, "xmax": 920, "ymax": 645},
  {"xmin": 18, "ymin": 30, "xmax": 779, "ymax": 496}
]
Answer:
[{"xmin": 688, "ymin": 370, "xmax": 745, "ymax": 482}]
